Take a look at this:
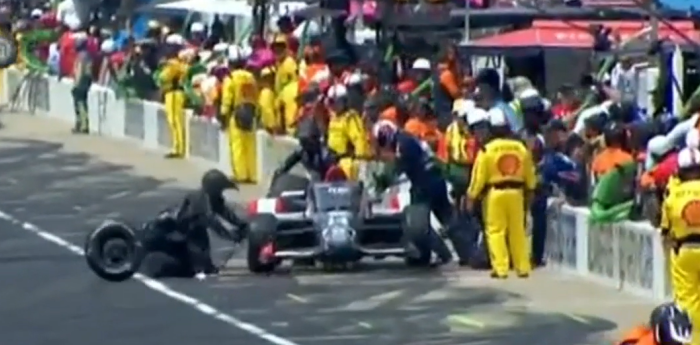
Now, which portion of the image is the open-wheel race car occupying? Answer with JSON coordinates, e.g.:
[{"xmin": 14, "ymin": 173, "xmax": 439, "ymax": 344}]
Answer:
[{"xmin": 245, "ymin": 165, "xmax": 435, "ymax": 273}]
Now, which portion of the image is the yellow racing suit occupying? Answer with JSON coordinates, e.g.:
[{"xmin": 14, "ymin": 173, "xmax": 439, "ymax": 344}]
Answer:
[
  {"xmin": 327, "ymin": 109, "xmax": 370, "ymax": 180},
  {"xmin": 159, "ymin": 58, "xmax": 188, "ymax": 157},
  {"xmin": 467, "ymin": 137, "xmax": 536, "ymax": 277},
  {"xmin": 277, "ymin": 80, "xmax": 299, "ymax": 135},
  {"xmin": 445, "ymin": 122, "xmax": 471, "ymax": 165},
  {"xmin": 660, "ymin": 179, "xmax": 700, "ymax": 345},
  {"xmin": 275, "ymin": 55, "xmax": 298, "ymax": 94},
  {"xmin": 258, "ymin": 85, "xmax": 280, "ymax": 132},
  {"xmin": 220, "ymin": 69, "xmax": 259, "ymax": 182}
]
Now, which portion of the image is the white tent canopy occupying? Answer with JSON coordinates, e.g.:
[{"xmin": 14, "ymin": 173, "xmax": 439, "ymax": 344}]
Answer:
[{"xmin": 154, "ymin": 0, "xmax": 309, "ymax": 16}]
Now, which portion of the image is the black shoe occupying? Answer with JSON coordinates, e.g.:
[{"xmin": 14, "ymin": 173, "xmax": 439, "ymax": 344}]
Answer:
[
  {"xmin": 458, "ymin": 259, "xmax": 471, "ymax": 267},
  {"xmin": 164, "ymin": 152, "xmax": 183, "ymax": 159},
  {"xmin": 517, "ymin": 272, "xmax": 530, "ymax": 278},
  {"xmin": 72, "ymin": 127, "xmax": 88, "ymax": 134},
  {"xmin": 490, "ymin": 272, "xmax": 507, "ymax": 279}
]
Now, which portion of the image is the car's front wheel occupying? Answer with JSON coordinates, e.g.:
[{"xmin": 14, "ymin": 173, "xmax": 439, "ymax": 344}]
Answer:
[{"xmin": 247, "ymin": 214, "xmax": 278, "ymax": 273}]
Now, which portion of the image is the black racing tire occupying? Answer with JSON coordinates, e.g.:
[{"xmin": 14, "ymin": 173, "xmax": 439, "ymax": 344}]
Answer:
[
  {"xmin": 247, "ymin": 214, "xmax": 278, "ymax": 273},
  {"xmin": 401, "ymin": 204, "xmax": 432, "ymax": 267},
  {"xmin": 84, "ymin": 221, "xmax": 144, "ymax": 282},
  {"xmin": 267, "ymin": 174, "xmax": 309, "ymax": 198}
]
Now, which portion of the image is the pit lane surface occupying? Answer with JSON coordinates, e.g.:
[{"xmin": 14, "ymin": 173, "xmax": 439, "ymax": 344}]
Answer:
[{"xmin": 0, "ymin": 114, "xmax": 658, "ymax": 345}]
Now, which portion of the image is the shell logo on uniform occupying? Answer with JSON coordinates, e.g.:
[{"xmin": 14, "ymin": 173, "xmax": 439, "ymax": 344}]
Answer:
[
  {"xmin": 681, "ymin": 200, "xmax": 700, "ymax": 227},
  {"xmin": 497, "ymin": 154, "xmax": 521, "ymax": 177}
]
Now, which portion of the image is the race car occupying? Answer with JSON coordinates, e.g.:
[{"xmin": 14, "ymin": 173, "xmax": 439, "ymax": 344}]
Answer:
[{"xmin": 245, "ymin": 166, "xmax": 435, "ymax": 273}]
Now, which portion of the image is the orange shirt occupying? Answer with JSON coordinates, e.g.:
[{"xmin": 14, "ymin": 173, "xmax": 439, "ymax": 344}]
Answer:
[
  {"xmin": 617, "ymin": 326, "xmax": 655, "ymax": 345},
  {"xmin": 380, "ymin": 106, "xmax": 400, "ymax": 126},
  {"xmin": 404, "ymin": 118, "xmax": 440, "ymax": 144},
  {"xmin": 591, "ymin": 147, "xmax": 634, "ymax": 177},
  {"xmin": 438, "ymin": 63, "xmax": 460, "ymax": 99}
]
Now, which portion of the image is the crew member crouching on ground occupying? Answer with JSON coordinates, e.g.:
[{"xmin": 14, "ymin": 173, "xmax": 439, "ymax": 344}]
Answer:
[
  {"xmin": 466, "ymin": 108, "xmax": 536, "ymax": 278},
  {"xmin": 617, "ymin": 302, "xmax": 692, "ymax": 345}
]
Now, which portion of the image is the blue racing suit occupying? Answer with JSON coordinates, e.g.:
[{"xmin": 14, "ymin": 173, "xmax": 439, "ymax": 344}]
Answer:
[
  {"xmin": 532, "ymin": 149, "xmax": 585, "ymax": 265},
  {"xmin": 387, "ymin": 132, "xmax": 471, "ymax": 263}
]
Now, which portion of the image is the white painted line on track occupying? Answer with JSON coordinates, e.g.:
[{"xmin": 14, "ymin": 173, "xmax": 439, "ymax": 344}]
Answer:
[{"xmin": 0, "ymin": 210, "xmax": 301, "ymax": 345}]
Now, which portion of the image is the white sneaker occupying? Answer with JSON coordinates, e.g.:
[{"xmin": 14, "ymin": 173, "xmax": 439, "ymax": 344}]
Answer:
[{"xmin": 194, "ymin": 272, "xmax": 207, "ymax": 281}]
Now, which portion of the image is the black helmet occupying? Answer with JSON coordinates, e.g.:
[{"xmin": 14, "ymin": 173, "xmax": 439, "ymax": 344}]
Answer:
[
  {"xmin": 650, "ymin": 302, "xmax": 692, "ymax": 345},
  {"xmin": 201, "ymin": 169, "xmax": 237, "ymax": 195}
]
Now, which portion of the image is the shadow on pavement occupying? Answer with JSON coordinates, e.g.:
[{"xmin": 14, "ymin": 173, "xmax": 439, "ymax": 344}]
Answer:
[{"xmin": 0, "ymin": 138, "xmax": 237, "ymax": 265}]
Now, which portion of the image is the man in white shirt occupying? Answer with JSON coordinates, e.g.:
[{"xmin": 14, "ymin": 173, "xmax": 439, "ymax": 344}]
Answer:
[{"xmin": 610, "ymin": 56, "xmax": 638, "ymax": 104}]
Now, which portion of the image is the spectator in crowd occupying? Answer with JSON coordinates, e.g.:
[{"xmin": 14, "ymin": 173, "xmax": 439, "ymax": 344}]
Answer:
[
  {"xmin": 591, "ymin": 122, "xmax": 634, "ymax": 178},
  {"xmin": 71, "ymin": 32, "xmax": 92, "ymax": 133},
  {"xmin": 610, "ymin": 56, "xmax": 638, "ymax": 105},
  {"xmin": 551, "ymin": 84, "xmax": 579, "ymax": 121}
]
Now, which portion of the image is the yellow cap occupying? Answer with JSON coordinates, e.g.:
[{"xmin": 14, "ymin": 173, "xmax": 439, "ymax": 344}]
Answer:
[{"xmin": 272, "ymin": 34, "xmax": 287, "ymax": 45}]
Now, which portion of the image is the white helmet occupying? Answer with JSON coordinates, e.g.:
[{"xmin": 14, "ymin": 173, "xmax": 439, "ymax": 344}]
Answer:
[
  {"xmin": 327, "ymin": 84, "xmax": 348, "ymax": 99},
  {"xmin": 227, "ymin": 46, "xmax": 242, "ymax": 61},
  {"xmin": 190, "ymin": 22, "xmax": 205, "ymax": 33},
  {"xmin": 100, "ymin": 39, "xmax": 115, "ymax": 54},
  {"xmin": 412, "ymin": 58, "xmax": 431, "ymax": 70},
  {"xmin": 677, "ymin": 147, "xmax": 700, "ymax": 169}
]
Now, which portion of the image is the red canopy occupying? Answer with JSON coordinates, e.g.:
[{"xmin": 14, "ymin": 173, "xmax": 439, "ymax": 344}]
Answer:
[{"xmin": 471, "ymin": 20, "xmax": 700, "ymax": 48}]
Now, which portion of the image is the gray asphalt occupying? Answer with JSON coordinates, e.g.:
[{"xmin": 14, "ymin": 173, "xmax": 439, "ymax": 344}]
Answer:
[{"xmin": 0, "ymin": 115, "xmax": 658, "ymax": 345}]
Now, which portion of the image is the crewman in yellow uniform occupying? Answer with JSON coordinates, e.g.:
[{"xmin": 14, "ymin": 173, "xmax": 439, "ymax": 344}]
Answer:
[
  {"xmin": 159, "ymin": 42, "xmax": 189, "ymax": 158},
  {"xmin": 277, "ymin": 78, "xmax": 299, "ymax": 135},
  {"xmin": 220, "ymin": 46, "xmax": 258, "ymax": 183},
  {"xmin": 466, "ymin": 108, "xmax": 536, "ymax": 279},
  {"xmin": 272, "ymin": 34, "xmax": 298, "ymax": 94},
  {"xmin": 258, "ymin": 67, "xmax": 281, "ymax": 133},
  {"xmin": 660, "ymin": 146, "xmax": 700, "ymax": 345},
  {"xmin": 326, "ymin": 84, "xmax": 370, "ymax": 180}
]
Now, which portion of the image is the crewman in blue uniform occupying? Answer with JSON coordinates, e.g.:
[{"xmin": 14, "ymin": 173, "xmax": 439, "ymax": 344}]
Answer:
[
  {"xmin": 373, "ymin": 120, "xmax": 472, "ymax": 266},
  {"xmin": 533, "ymin": 120, "xmax": 586, "ymax": 265}
]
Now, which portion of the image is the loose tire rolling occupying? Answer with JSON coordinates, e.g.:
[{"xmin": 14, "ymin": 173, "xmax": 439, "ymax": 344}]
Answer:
[
  {"xmin": 247, "ymin": 214, "xmax": 278, "ymax": 273},
  {"xmin": 84, "ymin": 221, "xmax": 144, "ymax": 282},
  {"xmin": 401, "ymin": 204, "xmax": 432, "ymax": 267}
]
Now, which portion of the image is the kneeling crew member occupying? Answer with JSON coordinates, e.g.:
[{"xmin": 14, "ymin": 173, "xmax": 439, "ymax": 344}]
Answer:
[
  {"xmin": 173, "ymin": 169, "xmax": 249, "ymax": 279},
  {"xmin": 466, "ymin": 108, "xmax": 536, "ymax": 278},
  {"xmin": 617, "ymin": 302, "xmax": 692, "ymax": 345}
]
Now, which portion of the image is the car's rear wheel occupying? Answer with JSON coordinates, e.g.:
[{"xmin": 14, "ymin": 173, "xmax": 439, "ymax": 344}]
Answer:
[
  {"xmin": 84, "ymin": 221, "xmax": 144, "ymax": 282},
  {"xmin": 247, "ymin": 214, "xmax": 278, "ymax": 273},
  {"xmin": 401, "ymin": 204, "xmax": 432, "ymax": 267}
]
